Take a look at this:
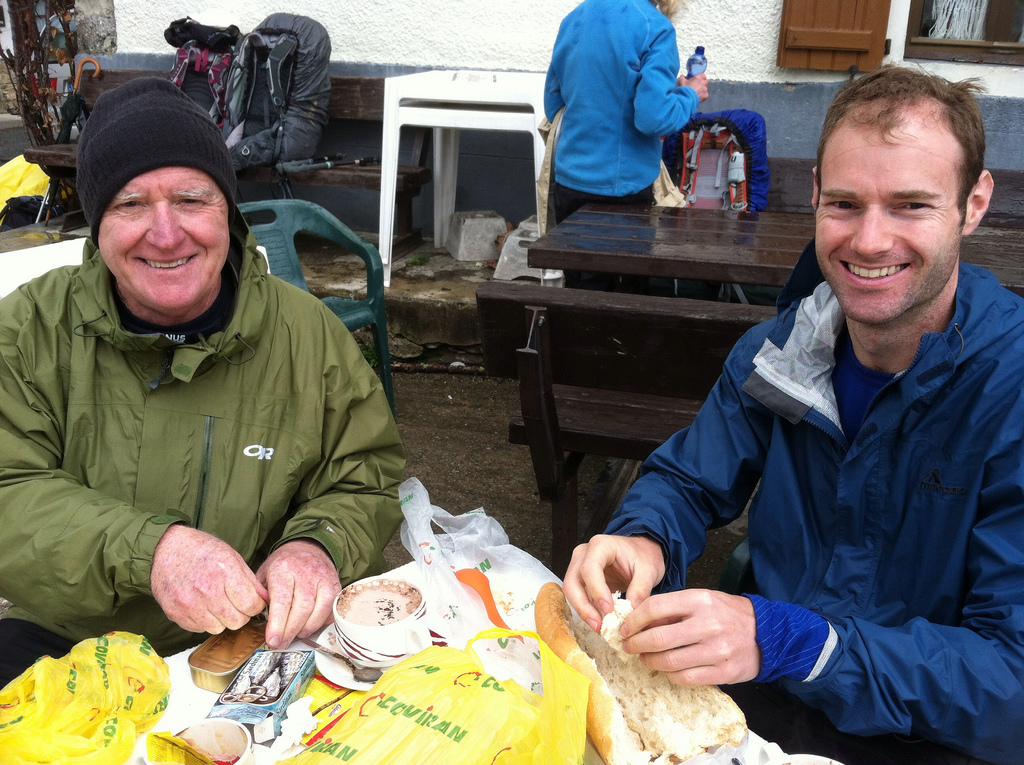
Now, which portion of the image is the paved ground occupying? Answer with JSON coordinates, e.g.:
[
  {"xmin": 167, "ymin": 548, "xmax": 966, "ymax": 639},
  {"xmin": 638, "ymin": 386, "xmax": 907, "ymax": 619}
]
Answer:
[{"xmin": 0, "ymin": 114, "xmax": 30, "ymax": 164}]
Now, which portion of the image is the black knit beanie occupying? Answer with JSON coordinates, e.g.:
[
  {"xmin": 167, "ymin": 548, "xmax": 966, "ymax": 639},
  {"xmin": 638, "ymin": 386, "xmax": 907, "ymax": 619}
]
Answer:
[{"xmin": 77, "ymin": 77, "xmax": 236, "ymax": 243}]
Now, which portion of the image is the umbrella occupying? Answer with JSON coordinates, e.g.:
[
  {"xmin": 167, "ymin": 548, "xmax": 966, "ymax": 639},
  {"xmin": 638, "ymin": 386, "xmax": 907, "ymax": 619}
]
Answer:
[
  {"xmin": 55, "ymin": 56, "xmax": 100, "ymax": 144},
  {"xmin": 36, "ymin": 56, "xmax": 99, "ymax": 223}
]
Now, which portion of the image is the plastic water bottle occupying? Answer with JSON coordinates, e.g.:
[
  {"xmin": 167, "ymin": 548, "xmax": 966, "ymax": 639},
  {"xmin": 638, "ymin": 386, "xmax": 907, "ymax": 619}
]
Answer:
[{"xmin": 686, "ymin": 46, "xmax": 707, "ymax": 78}]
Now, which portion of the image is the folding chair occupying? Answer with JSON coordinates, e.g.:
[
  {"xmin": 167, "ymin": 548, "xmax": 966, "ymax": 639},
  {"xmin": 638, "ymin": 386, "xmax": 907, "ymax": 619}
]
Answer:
[{"xmin": 238, "ymin": 199, "xmax": 396, "ymax": 416}]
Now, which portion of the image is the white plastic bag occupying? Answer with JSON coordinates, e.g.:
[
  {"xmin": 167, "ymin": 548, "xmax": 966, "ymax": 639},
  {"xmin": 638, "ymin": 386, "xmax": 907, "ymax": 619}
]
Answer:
[{"xmin": 398, "ymin": 477, "xmax": 560, "ymax": 650}]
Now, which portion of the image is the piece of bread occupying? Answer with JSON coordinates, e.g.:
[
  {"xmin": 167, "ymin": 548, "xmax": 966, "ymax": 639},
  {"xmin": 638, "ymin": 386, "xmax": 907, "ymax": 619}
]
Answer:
[{"xmin": 536, "ymin": 582, "xmax": 746, "ymax": 764}]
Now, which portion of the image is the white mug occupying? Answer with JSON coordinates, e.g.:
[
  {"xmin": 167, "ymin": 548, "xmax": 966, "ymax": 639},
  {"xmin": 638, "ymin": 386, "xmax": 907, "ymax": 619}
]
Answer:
[
  {"xmin": 332, "ymin": 577, "xmax": 430, "ymax": 668},
  {"xmin": 758, "ymin": 742, "xmax": 845, "ymax": 765}
]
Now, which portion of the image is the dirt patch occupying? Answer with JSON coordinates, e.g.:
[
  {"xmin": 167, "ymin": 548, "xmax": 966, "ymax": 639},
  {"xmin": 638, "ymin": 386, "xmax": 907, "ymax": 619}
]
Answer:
[{"xmin": 388, "ymin": 371, "xmax": 746, "ymax": 590}]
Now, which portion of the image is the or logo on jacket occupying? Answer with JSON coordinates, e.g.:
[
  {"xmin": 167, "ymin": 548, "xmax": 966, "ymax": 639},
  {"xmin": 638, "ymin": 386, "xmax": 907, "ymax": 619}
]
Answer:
[{"xmin": 244, "ymin": 444, "xmax": 274, "ymax": 460}]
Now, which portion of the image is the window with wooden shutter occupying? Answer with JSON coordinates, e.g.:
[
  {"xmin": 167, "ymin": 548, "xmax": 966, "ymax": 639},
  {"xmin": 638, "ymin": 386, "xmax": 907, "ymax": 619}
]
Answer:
[
  {"xmin": 904, "ymin": 0, "xmax": 1024, "ymax": 66},
  {"xmin": 777, "ymin": 0, "xmax": 893, "ymax": 71}
]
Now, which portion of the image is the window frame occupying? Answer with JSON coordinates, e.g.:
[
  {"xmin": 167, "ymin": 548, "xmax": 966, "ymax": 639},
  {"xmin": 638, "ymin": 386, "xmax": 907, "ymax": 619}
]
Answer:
[{"xmin": 904, "ymin": 0, "xmax": 1024, "ymax": 66}]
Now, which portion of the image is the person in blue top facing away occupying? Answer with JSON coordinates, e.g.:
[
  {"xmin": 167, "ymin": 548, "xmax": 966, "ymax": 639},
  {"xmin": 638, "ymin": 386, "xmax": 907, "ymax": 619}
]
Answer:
[
  {"xmin": 563, "ymin": 65, "xmax": 1023, "ymax": 765},
  {"xmin": 545, "ymin": 0, "xmax": 708, "ymax": 290}
]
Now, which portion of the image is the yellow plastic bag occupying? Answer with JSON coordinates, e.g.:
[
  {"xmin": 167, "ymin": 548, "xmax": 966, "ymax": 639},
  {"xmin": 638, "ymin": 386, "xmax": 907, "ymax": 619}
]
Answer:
[
  {"xmin": 0, "ymin": 156, "xmax": 50, "ymax": 202},
  {"xmin": 0, "ymin": 631, "xmax": 171, "ymax": 765},
  {"xmin": 283, "ymin": 628, "xmax": 589, "ymax": 765}
]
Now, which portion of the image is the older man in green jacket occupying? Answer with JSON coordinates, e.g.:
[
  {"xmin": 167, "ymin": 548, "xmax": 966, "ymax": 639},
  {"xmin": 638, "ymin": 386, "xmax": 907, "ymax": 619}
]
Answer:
[{"xmin": 0, "ymin": 78, "xmax": 404, "ymax": 684}]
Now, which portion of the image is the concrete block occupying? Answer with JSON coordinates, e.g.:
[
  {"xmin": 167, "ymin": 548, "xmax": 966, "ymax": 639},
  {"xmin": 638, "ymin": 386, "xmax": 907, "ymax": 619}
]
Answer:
[
  {"xmin": 445, "ymin": 210, "xmax": 507, "ymax": 262},
  {"xmin": 493, "ymin": 215, "xmax": 543, "ymax": 281}
]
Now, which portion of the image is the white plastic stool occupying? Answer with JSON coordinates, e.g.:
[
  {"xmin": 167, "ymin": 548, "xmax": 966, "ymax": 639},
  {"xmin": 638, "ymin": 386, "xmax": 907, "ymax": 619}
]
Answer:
[{"xmin": 379, "ymin": 70, "xmax": 547, "ymax": 286}]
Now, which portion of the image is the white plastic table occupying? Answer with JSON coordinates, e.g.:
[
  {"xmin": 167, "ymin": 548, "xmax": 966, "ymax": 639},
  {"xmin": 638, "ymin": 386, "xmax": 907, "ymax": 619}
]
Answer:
[
  {"xmin": 127, "ymin": 558, "xmax": 774, "ymax": 764},
  {"xmin": 378, "ymin": 69, "xmax": 547, "ymax": 286},
  {"xmin": 0, "ymin": 236, "xmax": 85, "ymax": 298},
  {"xmin": 132, "ymin": 648, "xmax": 772, "ymax": 764}
]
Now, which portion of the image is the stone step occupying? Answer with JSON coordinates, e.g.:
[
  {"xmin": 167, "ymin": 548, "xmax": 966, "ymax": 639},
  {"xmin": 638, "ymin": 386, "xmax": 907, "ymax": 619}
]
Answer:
[{"xmin": 299, "ymin": 234, "xmax": 510, "ymax": 365}]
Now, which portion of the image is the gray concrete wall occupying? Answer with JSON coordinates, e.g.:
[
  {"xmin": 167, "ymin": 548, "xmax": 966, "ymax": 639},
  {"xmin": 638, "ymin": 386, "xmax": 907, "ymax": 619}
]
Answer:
[{"xmin": 703, "ymin": 80, "xmax": 1024, "ymax": 172}]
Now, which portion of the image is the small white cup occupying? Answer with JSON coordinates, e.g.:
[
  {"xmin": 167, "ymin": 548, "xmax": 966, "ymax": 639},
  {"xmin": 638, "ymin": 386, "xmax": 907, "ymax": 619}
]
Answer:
[
  {"xmin": 332, "ymin": 577, "xmax": 431, "ymax": 669},
  {"xmin": 758, "ymin": 742, "xmax": 845, "ymax": 765},
  {"xmin": 175, "ymin": 719, "xmax": 254, "ymax": 765}
]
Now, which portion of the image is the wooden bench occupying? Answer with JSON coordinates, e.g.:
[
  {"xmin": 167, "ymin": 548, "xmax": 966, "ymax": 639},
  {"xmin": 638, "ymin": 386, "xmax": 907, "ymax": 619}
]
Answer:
[
  {"xmin": 477, "ymin": 279, "xmax": 775, "ymax": 576},
  {"xmin": 23, "ymin": 69, "xmax": 432, "ymax": 252}
]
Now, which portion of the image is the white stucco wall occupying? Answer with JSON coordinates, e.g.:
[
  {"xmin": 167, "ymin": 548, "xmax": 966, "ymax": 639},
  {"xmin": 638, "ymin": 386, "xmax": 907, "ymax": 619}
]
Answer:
[{"xmin": 107, "ymin": 0, "xmax": 1022, "ymax": 98}]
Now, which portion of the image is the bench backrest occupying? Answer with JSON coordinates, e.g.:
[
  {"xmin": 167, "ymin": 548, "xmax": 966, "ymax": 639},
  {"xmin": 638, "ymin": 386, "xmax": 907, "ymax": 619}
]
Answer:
[
  {"xmin": 79, "ymin": 69, "xmax": 386, "ymax": 122},
  {"xmin": 477, "ymin": 281, "xmax": 775, "ymax": 401},
  {"xmin": 766, "ymin": 156, "xmax": 1024, "ymax": 230}
]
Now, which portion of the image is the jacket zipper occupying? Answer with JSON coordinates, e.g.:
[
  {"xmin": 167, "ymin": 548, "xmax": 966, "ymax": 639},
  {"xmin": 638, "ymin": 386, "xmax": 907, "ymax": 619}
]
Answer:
[
  {"xmin": 149, "ymin": 349, "xmax": 174, "ymax": 389},
  {"xmin": 193, "ymin": 415, "xmax": 214, "ymax": 529}
]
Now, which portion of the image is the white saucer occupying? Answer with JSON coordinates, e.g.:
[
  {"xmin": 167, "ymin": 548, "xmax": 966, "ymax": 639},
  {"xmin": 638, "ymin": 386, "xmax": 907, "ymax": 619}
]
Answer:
[{"xmin": 311, "ymin": 626, "xmax": 377, "ymax": 691}]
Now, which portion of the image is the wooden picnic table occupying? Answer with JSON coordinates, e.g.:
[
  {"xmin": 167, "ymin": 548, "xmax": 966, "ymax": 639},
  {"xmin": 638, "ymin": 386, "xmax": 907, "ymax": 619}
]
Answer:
[{"xmin": 528, "ymin": 204, "xmax": 1024, "ymax": 297}]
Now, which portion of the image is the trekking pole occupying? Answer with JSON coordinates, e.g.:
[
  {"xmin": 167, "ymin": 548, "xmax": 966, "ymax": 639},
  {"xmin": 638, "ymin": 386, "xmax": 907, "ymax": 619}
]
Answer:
[
  {"xmin": 274, "ymin": 155, "xmax": 380, "ymax": 175},
  {"xmin": 272, "ymin": 156, "xmax": 382, "ymax": 199}
]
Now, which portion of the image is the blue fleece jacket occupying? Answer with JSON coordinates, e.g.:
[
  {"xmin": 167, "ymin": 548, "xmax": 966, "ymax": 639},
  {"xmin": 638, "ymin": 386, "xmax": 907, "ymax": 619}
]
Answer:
[
  {"xmin": 609, "ymin": 253, "xmax": 1024, "ymax": 765},
  {"xmin": 544, "ymin": 0, "xmax": 700, "ymax": 196}
]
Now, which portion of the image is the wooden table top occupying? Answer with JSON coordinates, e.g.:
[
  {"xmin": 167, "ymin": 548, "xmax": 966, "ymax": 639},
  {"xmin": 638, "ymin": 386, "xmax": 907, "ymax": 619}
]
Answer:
[{"xmin": 528, "ymin": 204, "xmax": 1024, "ymax": 296}]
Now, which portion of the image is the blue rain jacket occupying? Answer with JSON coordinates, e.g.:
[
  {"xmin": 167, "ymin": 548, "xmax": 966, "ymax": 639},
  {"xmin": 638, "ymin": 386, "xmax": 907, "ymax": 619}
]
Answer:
[
  {"xmin": 544, "ymin": 0, "xmax": 700, "ymax": 196},
  {"xmin": 609, "ymin": 252, "xmax": 1024, "ymax": 765}
]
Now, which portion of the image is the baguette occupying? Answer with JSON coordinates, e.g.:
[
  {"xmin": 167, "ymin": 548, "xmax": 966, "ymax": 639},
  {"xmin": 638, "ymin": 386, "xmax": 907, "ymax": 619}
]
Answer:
[{"xmin": 536, "ymin": 582, "xmax": 746, "ymax": 764}]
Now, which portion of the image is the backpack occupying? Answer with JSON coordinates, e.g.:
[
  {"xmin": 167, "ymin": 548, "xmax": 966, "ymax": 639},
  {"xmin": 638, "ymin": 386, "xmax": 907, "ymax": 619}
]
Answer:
[
  {"xmin": 655, "ymin": 110, "xmax": 775, "ymax": 304},
  {"xmin": 165, "ymin": 17, "xmax": 240, "ymax": 126},
  {"xmin": 662, "ymin": 109, "xmax": 770, "ymax": 212},
  {"xmin": 221, "ymin": 13, "xmax": 332, "ymax": 171},
  {"xmin": 0, "ymin": 195, "xmax": 66, "ymax": 231}
]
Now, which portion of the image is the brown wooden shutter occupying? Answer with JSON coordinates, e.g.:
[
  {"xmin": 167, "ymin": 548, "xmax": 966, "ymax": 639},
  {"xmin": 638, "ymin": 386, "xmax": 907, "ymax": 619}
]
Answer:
[{"xmin": 777, "ymin": 0, "xmax": 892, "ymax": 72}]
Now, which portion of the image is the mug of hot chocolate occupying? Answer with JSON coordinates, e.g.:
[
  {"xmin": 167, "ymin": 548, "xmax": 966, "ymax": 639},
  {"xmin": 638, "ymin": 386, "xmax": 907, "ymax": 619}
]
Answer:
[{"xmin": 332, "ymin": 577, "xmax": 430, "ymax": 668}]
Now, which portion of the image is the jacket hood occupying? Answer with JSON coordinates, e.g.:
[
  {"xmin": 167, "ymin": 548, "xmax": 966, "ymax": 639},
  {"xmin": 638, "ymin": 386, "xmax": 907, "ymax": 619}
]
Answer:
[
  {"xmin": 751, "ymin": 248, "xmax": 1023, "ymax": 431},
  {"xmin": 71, "ymin": 210, "xmax": 268, "ymax": 383},
  {"xmin": 776, "ymin": 238, "xmax": 825, "ymax": 313}
]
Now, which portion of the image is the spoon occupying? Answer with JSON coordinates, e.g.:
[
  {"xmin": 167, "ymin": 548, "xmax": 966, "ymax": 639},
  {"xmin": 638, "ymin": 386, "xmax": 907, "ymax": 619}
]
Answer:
[
  {"xmin": 455, "ymin": 568, "xmax": 511, "ymax": 629},
  {"xmin": 295, "ymin": 637, "xmax": 382, "ymax": 684}
]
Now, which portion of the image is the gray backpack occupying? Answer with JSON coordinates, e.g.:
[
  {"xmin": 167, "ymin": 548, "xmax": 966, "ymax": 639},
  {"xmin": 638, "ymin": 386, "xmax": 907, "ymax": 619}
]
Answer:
[{"xmin": 221, "ymin": 13, "xmax": 331, "ymax": 170}]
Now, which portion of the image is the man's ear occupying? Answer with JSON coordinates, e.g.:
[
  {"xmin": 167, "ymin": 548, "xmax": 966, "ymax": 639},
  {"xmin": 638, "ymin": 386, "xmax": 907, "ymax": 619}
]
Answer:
[
  {"xmin": 811, "ymin": 166, "xmax": 820, "ymax": 210},
  {"xmin": 961, "ymin": 169, "xmax": 993, "ymax": 236}
]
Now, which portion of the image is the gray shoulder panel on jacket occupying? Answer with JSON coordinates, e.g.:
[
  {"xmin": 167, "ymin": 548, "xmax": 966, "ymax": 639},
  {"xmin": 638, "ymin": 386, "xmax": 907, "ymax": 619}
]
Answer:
[{"xmin": 742, "ymin": 371, "xmax": 810, "ymax": 425}]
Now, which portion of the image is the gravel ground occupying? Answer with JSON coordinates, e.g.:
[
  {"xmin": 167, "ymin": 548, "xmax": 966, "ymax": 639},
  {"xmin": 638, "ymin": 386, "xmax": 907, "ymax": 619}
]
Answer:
[
  {"xmin": 0, "ymin": 370, "xmax": 744, "ymax": 624},
  {"xmin": 385, "ymin": 370, "xmax": 746, "ymax": 588}
]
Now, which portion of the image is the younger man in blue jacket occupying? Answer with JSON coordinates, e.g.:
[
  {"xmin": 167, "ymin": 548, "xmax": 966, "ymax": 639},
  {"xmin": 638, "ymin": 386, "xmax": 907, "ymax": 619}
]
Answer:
[{"xmin": 564, "ymin": 66, "xmax": 1021, "ymax": 765}]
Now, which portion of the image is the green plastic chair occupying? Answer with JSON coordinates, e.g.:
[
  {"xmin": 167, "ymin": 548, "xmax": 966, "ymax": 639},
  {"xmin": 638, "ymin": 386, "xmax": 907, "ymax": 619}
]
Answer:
[
  {"xmin": 237, "ymin": 199, "xmax": 396, "ymax": 416},
  {"xmin": 718, "ymin": 536, "xmax": 757, "ymax": 595}
]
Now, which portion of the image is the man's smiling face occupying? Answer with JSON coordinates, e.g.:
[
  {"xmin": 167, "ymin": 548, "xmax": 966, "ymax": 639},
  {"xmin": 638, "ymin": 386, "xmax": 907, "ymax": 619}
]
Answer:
[
  {"xmin": 813, "ymin": 100, "xmax": 989, "ymax": 346},
  {"xmin": 98, "ymin": 166, "xmax": 230, "ymax": 326}
]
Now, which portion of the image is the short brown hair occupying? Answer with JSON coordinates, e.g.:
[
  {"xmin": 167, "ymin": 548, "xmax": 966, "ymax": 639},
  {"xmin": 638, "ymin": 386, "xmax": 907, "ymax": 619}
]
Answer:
[{"xmin": 816, "ymin": 65, "xmax": 986, "ymax": 213}]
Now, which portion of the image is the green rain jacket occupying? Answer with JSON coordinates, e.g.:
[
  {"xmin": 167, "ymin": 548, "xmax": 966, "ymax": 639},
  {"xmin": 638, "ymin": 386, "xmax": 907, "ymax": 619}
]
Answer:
[{"xmin": 0, "ymin": 216, "xmax": 405, "ymax": 655}]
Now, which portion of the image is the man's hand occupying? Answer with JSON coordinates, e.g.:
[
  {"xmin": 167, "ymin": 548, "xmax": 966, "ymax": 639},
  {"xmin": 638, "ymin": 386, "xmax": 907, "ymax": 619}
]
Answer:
[
  {"xmin": 620, "ymin": 589, "xmax": 760, "ymax": 686},
  {"xmin": 256, "ymin": 539, "xmax": 341, "ymax": 649},
  {"xmin": 563, "ymin": 534, "xmax": 666, "ymax": 631},
  {"xmin": 679, "ymin": 72, "xmax": 709, "ymax": 102},
  {"xmin": 151, "ymin": 524, "xmax": 269, "ymax": 634}
]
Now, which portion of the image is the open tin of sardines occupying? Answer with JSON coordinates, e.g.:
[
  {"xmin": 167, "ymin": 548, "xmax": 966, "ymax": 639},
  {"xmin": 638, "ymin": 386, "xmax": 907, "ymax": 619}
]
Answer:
[{"xmin": 188, "ymin": 618, "xmax": 268, "ymax": 692}]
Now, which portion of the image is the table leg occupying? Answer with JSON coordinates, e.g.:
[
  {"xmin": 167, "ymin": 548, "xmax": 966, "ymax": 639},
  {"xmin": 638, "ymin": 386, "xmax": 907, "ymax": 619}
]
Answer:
[
  {"xmin": 433, "ymin": 127, "xmax": 460, "ymax": 249},
  {"xmin": 378, "ymin": 82, "xmax": 402, "ymax": 287}
]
